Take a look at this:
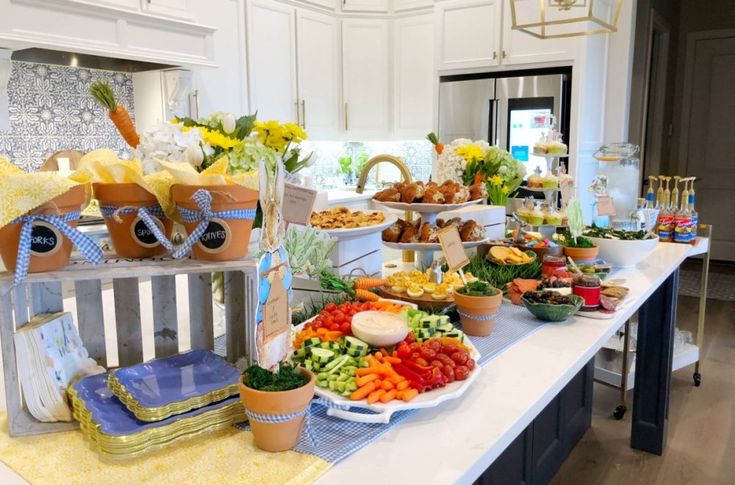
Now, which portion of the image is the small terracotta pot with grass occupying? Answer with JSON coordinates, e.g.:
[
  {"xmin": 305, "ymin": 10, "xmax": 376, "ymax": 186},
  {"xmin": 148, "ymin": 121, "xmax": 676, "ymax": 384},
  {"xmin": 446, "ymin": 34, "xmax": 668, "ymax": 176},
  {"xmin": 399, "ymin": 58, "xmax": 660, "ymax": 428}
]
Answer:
[
  {"xmin": 0, "ymin": 185, "xmax": 85, "ymax": 274},
  {"xmin": 172, "ymin": 184, "xmax": 258, "ymax": 261},
  {"xmin": 453, "ymin": 281, "xmax": 503, "ymax": 337},
  {"xmin": 93, "ymin": 183, "xmax": 173, "ymax": 258},
  {"xmin": 239, "ymin": 367, "xmax": 315, "ymax": 452},
  {"xmin": 562, "ymin": 245, "xmax": 599, "ymax": 261}
]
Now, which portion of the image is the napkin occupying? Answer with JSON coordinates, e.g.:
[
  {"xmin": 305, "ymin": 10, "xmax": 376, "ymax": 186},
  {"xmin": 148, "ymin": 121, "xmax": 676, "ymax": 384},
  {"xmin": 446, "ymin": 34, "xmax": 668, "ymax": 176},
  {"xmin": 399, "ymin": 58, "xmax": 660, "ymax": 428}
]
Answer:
[{"xmin": 0, "ymin": 157, "xmax": 89, "ymax": 230}]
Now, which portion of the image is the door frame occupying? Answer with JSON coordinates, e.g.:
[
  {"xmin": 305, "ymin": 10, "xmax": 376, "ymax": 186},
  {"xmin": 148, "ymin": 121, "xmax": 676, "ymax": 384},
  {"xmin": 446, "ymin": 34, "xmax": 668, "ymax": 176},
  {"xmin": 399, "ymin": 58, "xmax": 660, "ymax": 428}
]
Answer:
[
  {"xmin": 677, "ymin": 27, "xmax": 735, "ymax": 176},
  {"xmin": 638, "ymin": 8, "xmax": 671, "ymax": 192}
]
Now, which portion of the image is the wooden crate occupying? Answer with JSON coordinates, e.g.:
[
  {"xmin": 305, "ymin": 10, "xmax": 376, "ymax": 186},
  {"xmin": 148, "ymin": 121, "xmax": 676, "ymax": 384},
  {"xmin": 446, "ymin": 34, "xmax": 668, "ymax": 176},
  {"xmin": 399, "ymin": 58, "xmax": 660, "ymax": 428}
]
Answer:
[{"xmin": 0, "ymin": 256, "xmax": 258, "ymax": 437}]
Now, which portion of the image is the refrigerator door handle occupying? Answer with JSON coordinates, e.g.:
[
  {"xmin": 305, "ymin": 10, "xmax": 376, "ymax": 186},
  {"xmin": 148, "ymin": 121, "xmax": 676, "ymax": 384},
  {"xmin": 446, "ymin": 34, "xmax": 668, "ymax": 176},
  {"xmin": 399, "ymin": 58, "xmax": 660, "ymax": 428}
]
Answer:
[{"xmin": 488, "ymin": 99, "xmax": 499, "ymax": 146}]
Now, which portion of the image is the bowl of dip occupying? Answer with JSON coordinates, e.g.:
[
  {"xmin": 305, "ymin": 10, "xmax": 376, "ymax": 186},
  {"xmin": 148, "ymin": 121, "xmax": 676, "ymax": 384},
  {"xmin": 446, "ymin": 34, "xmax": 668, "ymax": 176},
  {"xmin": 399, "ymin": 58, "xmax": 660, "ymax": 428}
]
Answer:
[{"xmin": 350, "ymin": 311, "xmax": 409, "ymax": 347}]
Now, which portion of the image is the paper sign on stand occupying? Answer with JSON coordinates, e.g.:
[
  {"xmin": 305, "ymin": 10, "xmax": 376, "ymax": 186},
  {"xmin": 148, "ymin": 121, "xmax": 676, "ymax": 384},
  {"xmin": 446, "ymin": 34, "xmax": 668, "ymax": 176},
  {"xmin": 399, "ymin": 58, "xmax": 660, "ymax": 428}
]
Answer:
[
  {"xmin": 283, "ymin": 182, "xmax": 317, "ymax": 226},
  {"xmin": 438, "ymin": 225, "xmax": 469, "ymax": 272},
  {"xmin": 596, "ymin": 195, "xmax": 617, "ymax": 217}
]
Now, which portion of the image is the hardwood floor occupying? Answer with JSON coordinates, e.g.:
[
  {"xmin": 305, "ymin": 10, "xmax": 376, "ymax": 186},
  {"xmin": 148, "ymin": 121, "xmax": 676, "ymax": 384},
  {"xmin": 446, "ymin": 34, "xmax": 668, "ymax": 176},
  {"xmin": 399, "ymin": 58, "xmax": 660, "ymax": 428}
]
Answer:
[{"xmin": 552, "ymin": 275, "xmax": 735, "ymax": 484}]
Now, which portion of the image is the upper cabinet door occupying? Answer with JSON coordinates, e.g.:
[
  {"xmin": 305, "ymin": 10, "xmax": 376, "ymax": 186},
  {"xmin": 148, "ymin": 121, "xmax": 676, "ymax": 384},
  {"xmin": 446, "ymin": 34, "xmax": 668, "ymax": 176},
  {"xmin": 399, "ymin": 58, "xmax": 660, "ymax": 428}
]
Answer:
[
  {"xmin": 394, "ymin": 14, "xmax": 435, "ymax": 137},
  {"xmin": 501, "ymin": 0, "xmax": 577, "ymax": 65},
  {"xmin": 140, "ymin": 0, "xmax": 193, "ymax": 20},
  {"xmin": 342, "ymin": 0, "xmax": 389, "ymax": 13},
  {"xmin": 247, "ymin": 0, "xmax": 299, "ymax": 123},
  {"xmin": 437, "ymin": 0, "xmax": 501, "ymax": 70},
  {"xmin": 296, "ymin": 9, "xmax": 341, "ymax": 138},
  {"xmin": 394, "ymin": 0, "xmax": 433, "ymax": 12},
  {"xmin": 299, "ymin": 0, "xmax": 339, "ymax": 10},
  {"xmin": 342, "ymin": 19, "xmax": 390, "ymax": 137}
]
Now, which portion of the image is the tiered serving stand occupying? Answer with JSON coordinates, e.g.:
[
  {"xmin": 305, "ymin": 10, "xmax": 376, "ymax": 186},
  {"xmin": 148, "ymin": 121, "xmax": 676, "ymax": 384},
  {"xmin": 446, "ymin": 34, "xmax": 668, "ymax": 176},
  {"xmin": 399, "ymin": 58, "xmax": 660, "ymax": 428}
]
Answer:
[{"xmin": 373, "ymin": 199, "xmax": 488, "ymax": 268}]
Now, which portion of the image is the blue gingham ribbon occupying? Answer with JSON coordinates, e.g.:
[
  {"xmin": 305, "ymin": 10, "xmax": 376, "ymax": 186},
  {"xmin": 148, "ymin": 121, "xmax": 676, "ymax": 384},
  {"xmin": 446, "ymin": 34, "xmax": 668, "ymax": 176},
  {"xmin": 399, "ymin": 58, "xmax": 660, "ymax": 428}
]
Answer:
[
  {"xmin": 99, "ymin": 204, "xmax": 173, "ymax": 251},
  {"xmin": 244, "ymin": 397, "xmax": 348, "ymax": 447},
  {"xmin": 172, "ymin": 189, "xmax": 256, "ymax": 259},
  {"xmin": 457, "ymin": 310, "xmax": 499, "ymax": 321},
  {"xmin": 10, "ymin": 211, "xmax": 103, "ymax": 287}
]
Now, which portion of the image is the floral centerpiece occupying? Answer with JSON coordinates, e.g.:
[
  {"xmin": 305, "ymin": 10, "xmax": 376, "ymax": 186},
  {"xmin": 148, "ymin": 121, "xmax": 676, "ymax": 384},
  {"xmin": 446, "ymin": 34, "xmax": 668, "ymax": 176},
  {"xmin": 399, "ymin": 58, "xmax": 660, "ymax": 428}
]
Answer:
[{"xmin": 435, "ymin": 138, "xmax": 526, "ymax": 206}]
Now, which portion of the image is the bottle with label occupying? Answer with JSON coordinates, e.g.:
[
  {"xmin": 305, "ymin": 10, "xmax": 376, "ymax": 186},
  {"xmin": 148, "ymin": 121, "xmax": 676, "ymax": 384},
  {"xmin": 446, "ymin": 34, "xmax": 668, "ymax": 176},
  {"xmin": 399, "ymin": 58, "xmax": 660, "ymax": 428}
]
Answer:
[
  {"xmin": 673, "ymin": 196, "xmax": 693, "ymax": 244},
  {"xmin": 688, "ymin": 177, "xmax": 699, "ymax": 233}
]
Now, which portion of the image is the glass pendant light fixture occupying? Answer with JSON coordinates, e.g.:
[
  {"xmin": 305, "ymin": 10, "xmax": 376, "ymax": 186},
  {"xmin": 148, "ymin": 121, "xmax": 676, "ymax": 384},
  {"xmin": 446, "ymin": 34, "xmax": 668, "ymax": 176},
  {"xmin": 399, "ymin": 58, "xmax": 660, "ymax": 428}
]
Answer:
[{"xmin": 510, "ymin": 0, "xmax": 624, "ymax": 39}]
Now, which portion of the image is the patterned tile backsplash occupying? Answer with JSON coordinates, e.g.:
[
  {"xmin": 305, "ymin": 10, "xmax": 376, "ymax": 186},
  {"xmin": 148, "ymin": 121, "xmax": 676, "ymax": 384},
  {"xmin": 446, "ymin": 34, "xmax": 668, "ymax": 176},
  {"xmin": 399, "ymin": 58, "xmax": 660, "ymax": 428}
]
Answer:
[
  {"xmin": 0, "ymin": 61, "xmax": 134, "ymax": 171},
  {"xmin": 301, "ymin": 140, "xmax": 434, "ymax": 189}
]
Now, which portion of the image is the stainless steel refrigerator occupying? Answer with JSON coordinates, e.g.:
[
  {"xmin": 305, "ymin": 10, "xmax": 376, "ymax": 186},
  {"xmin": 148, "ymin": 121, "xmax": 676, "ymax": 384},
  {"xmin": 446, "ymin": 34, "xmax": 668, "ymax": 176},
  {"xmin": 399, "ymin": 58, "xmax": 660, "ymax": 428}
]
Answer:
[{"xmin": 438, "ymin": 68, "xmax": 571, "ymax": 177}]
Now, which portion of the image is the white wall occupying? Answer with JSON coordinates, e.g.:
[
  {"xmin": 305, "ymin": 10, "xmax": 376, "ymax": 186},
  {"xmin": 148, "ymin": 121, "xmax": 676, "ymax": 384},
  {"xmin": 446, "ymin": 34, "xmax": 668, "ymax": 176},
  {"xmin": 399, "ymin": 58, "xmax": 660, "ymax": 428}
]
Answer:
[{"xmin": 190, "ymin": 0, "xmax": 249, "ymax": 115}]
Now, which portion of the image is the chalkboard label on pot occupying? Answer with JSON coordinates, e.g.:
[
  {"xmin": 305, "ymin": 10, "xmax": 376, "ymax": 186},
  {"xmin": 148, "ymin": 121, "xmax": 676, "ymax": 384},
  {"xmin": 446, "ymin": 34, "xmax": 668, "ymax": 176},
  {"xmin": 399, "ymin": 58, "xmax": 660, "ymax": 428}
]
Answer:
[
  {"xmin": 29, "ymin": 221, "xmax": 62, "ymax": 257},
  {"xmin": 130, "ymin": 216, "xmax": 165, "ymax": 248},
  {"xmin": 197, "ymin": 218, "xmax": 231, "ymax": 254}
]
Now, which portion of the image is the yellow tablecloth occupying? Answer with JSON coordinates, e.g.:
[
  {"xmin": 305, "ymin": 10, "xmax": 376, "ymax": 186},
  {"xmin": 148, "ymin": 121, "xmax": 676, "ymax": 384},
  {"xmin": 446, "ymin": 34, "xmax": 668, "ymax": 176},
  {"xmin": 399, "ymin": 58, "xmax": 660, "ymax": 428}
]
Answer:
[{"xmin": 0, "ymin": 414, "xmax": 330, "ymax": 485}]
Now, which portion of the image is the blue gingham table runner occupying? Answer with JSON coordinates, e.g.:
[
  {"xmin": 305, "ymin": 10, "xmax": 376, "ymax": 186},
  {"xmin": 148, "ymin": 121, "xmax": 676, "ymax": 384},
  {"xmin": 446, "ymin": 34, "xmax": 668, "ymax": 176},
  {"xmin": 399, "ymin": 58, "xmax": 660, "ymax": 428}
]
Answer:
[{"xmin": 235, "ymin": 303, "xmax": 547, "ymax": 464}]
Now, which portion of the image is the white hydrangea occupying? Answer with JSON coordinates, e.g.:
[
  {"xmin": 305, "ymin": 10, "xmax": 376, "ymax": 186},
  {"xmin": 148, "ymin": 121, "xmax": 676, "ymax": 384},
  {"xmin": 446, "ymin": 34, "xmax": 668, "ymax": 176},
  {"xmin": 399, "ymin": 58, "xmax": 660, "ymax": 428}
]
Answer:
[
  {"xmin": 435, "ymin": 138, "xmax": 491, "ymax": 184},
  {"xmin": 134, "ymin": 122, "xmax": 209, "ymax": 175}
]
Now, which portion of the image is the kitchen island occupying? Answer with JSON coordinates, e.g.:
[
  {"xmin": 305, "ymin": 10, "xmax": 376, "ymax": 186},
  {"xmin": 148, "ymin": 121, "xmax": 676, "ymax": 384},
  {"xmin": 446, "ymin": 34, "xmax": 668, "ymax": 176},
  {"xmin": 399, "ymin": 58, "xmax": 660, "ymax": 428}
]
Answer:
[{"xmin": 319, "ymin": 241, "xmax": 694, "ymax": 484}]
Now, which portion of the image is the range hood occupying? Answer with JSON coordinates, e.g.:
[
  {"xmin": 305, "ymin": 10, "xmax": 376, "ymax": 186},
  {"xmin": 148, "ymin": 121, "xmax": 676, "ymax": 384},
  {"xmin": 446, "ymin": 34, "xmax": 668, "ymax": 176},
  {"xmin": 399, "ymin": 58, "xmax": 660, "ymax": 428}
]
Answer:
[{"xmin": 11, "ymin": 48, "xmax": 176, "ymax": 73}]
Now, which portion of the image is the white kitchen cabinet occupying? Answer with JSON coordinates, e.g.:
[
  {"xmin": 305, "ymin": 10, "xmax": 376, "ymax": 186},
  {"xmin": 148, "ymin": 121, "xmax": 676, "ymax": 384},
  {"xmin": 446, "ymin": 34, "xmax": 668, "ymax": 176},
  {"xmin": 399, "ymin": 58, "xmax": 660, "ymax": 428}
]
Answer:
[
  {"xmin": 141, "ymin": 0, "xmax": 193, "ymax": 20},
  {"xmin": 246, "ymin": 0, "xmax": 299, "ymax": 122},
  {"xmin": 342, "ymin": 19, "xmax": 390, "ymax": 137},
  {"xmin": 436, "ymin": 0, "xmax": 501, "ymax": 70},
  {"xmin": 299, "ymin": 0, "xmax": 339, "ymax": 10},
  {"xmin": 93, "ymin": 0, "xmax": 139, "ymax": 11},
  {"xmin": 342, "ymin": 0, "xmax": 389, "ymax": 13},
  {"xmin": 501, "ymin": 0, "xmax": 576, "ymax": 65},
  {"xmin": 296, "ymin": 9, "xmax": 341, "ymax": 137},
  {"xmin": 393, "ymin": 14, "xmax": 434, "ymax": 137},
  {"xmin": 394, "ymin": 0, "xmax": 433, "ymax": 12}
]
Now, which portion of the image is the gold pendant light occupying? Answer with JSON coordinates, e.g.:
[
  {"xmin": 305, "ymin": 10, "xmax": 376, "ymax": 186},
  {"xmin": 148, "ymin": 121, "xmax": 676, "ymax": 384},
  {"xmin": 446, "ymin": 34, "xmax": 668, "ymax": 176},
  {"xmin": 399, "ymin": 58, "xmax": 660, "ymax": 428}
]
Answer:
[{"xmin": 510, "ymin": 0, "xmax": 624, "ymax": 39}]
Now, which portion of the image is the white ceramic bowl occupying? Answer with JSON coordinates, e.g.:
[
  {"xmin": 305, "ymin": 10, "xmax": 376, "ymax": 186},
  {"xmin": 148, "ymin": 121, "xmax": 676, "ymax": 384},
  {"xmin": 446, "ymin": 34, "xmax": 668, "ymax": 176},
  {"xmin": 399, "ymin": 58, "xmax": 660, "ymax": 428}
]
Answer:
[
  {"xmin": 586, "ymin": 235, "xmax": 659, "ymax": 268},
  {"xmin": 350, "ymin": 311, "xmax": 408, "ymax": 347}
]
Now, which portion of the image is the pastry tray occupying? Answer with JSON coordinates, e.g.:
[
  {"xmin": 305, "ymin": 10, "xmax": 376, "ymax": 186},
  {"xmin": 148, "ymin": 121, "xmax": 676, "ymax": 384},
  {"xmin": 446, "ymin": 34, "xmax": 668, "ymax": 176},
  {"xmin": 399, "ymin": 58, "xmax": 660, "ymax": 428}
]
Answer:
[{"xmin": 108, "ymin": 350, "xmax": 241, "ymax": 422}]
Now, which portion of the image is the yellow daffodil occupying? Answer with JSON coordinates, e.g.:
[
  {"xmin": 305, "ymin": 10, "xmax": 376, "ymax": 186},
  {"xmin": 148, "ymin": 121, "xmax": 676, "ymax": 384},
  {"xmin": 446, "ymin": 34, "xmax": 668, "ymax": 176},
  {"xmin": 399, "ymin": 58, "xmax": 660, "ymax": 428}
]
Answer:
[
  {"xmin": 199, "ymin": 128, "xmax": 241, "ymax": 150},
  {"xmin": 489, "ymin": 175, "xmax": 504, "ymax": 186},
  {"xmin": 501, "ymin": 186, "xmax": 510, "ymax": 194},
  {"xmin": 455, "ymin": 144, "xmax": 485, "ymax": 162}
]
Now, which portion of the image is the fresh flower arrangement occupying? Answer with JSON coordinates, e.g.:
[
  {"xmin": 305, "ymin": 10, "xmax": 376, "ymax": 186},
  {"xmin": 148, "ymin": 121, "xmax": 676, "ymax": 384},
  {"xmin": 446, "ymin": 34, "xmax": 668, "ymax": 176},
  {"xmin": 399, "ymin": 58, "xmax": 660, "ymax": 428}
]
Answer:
[{"xmin": 435, "ymin": 137, "xmax": 525, "ymax": 206}]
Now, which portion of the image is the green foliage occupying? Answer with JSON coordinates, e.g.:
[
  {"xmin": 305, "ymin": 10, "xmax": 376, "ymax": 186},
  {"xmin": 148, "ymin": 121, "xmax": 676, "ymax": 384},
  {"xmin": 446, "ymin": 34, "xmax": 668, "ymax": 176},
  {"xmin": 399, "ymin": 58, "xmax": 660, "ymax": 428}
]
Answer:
[
  {"xmin": 338, "ymin": 156, "xmax": 353, "ymax": 176},
  {"xmin": 242, "ymin": 363, "xmax": 307, "ymax": 392},
  {"xmin": 464, "ymin": 254, "xmax": 542, "ymax": 290},
  {"xmin": 457, "ymin": 280, "xmax": 499, "ymax": 296}
]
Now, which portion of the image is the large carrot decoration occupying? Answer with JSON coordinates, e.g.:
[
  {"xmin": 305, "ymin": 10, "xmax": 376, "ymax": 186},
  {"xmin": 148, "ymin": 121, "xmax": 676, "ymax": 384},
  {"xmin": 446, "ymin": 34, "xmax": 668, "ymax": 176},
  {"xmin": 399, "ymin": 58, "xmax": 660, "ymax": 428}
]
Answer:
[
  {"xmin": 426, "ymin": 132, "xmax": 444, "ymax": 155},
  {"xmin": 90, "ymin": 80, "xmax": 140, "ymax": 148}
]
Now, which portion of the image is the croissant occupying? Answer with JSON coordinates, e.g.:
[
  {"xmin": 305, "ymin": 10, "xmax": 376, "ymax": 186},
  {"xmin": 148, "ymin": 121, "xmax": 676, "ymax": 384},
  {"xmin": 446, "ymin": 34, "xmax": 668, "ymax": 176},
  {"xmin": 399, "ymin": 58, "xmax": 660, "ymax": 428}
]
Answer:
[
  {"xmin": 460, "ymin": 220, "xmax": 486, "ymax": 242},
  {"xmin": 382, "ymin": 221, "xmax": 404, "ymax": 242},
  {"xmin": 419, "ymin": 222, "xmax": 439, "ymax": 243},
  {"xmin": 400, "ymin": 183, "xmax": 419, "ymax": 203}
]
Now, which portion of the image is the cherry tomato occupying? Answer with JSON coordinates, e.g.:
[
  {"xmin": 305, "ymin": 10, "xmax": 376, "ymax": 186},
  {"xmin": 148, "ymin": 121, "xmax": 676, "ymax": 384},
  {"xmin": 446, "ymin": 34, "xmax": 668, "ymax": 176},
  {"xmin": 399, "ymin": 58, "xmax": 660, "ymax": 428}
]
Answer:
[
  {"xmin": 409, "ymin": 342, "xmax": 419, "ymax": 352},
  {"xmin": 428, "ymin": 339, "xmax": 442, "ymax": 352},
  {"xmin": 454, "ymin": 365, "xmax": 469, "ymax": 380},
  {"xmin": 328, "ymin": 323, "xmax": 340, "ymax": 331},
  {"xmin": 419, "ymin": 347, "xmax": 437, "ymax": 360},
  {"xmin": 442, "ymin": 365, "xmax": 455, "ymax": 382},
  {"xmin": 415, "ymin": 357, "xmax": 429, "ymax": 367},
  {"xmin": 325, "ymin": 303, "xmax": 337, "ymax": 312},
  {"xmin": 405, "ymin": 332, "xmax": 416, "ymax": 344},
  {"xmin": 465, "ymin": 358, "xmax": 476, "ymax": 370},
  {"xmin": 451, "ymin": 351, "xmax": 468, "ymax": 365},
  {"xmin": 339, "ymin": 322, "xmax": 351, "ymax": 334},
  {"xmin": 345, "ymin": 315, "xmax": 353, "ymax": 324},
  {"xmin": 430, "ymin": 360, "xmax": 444, "ymax": 368},
  {"xmin": 324, "ymin": 316, "xmax": 334, "ymax": 327},
  {"xmin": 411, "ymin": 352, "xmax": 421, "ymax": 361},
  {"xmin": 333, "ymin": 312, "xmax": 345, "ymax": 324},
  {"xmin": 437, "ymin": 354, "xmax": 455, "ymax": 367}
]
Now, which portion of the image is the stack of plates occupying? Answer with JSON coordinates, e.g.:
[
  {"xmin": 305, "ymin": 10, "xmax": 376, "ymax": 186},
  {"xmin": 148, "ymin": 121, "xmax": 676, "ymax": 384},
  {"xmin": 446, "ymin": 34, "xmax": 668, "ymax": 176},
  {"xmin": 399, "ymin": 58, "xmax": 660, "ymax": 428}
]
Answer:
[{"xmin": 69, "ymin": 350, "xmax": 245, "ymax": 459}]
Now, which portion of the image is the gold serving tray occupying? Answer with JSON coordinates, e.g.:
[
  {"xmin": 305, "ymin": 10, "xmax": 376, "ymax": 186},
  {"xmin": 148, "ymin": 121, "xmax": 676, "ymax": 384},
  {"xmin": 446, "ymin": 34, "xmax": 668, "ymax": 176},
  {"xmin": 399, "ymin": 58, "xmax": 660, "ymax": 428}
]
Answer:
[{"xmin": 107, "ymin": 372, "xmax": 240, "ymax": 423}]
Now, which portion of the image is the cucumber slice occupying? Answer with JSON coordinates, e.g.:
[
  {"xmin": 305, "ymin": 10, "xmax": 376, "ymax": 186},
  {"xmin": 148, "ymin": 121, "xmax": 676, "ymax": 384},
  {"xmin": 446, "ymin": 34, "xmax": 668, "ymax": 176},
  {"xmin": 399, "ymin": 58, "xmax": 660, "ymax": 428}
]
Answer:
[
  {"xmin": 324, "ymin": 354, "xmax": 348, "ymax": 372},
  {"xmin": 303, "ymin": 337, "xmax": 321, "ymax": 348},
  {"xmin": 304, "ymin": 360, "xmax": 314, "ymax": 371},
  {"xmin": 344, "ymin": 336, "xmax": 369, "ymax": 357},
  {"xmin": 293, "ymin": 347, "xmax": 308, "ymax": 359},
  {"xmin": 328, "ymin": 380, "xmax": 337, "ymax": 391},
  {"xmin": 310, "ymin": 347, "xmax": 334, "ymax": 364},
  {"xmin": 336, "ymin": 382, "xmax": 346, "ymax": 393},
  {"xmin": 419, "ymin": 315, "xmax": 439, "ymax": 329}
]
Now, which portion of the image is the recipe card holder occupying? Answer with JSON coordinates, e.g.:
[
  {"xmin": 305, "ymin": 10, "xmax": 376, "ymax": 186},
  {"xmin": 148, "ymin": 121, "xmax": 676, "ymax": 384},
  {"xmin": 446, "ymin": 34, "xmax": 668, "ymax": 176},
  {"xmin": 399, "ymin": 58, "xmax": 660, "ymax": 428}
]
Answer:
[{"xmin": 0, "ymin": 256, "xmax": 259, "ymax": 437}]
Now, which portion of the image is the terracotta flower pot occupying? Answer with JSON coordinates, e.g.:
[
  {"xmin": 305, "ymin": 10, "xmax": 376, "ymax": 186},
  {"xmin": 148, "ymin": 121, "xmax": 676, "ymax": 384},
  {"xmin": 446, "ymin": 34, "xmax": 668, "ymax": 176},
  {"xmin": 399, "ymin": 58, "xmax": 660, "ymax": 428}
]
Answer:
[
  {"xmin": 172, "ymin": 184, "xmax": 259, "ymax": 261},
  {"xmin": 239, "ymin": 368, "xmax": 315, "ymax": 452},
  {"xmin": 563, "ymin": 245, "xmax": 599, "ymax": 262},
  {"xmin": 0, "ymin": 185, "xmax": 85, "ymax": 274},
  {"xmin": 453, "ymin": 288, "xmax": 503, "ymax": 337},
  {"xmin": 93, "ymin": 183, "xmax": 173, "ymax": 258}
]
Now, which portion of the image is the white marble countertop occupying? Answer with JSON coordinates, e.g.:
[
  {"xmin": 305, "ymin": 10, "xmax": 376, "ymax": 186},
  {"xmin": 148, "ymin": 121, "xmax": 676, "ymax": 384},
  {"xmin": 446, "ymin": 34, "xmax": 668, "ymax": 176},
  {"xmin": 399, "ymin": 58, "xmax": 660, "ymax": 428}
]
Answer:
[{"xmin": 318, "ymin": 242, "xmax": 694, "ymax": 485}]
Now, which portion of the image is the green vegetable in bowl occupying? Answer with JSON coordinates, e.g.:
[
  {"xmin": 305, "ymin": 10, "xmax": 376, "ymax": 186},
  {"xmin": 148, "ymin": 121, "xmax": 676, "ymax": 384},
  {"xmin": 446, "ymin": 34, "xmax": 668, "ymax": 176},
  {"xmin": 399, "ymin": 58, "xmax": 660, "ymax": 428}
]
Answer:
[
  {"xmin": 242, "ymin": 363, "xmax": 308, "ymax": 392},
  {"xmin": 457, "ymin": 280, "xmax": 501, "ymax": 297},
  {"xmin": 584, "ymin": 225, "xmax": 654, "ymax": 240},
  {"xmin": 559, "ymin": 229, "xmax": 596, "ymax": 248}
]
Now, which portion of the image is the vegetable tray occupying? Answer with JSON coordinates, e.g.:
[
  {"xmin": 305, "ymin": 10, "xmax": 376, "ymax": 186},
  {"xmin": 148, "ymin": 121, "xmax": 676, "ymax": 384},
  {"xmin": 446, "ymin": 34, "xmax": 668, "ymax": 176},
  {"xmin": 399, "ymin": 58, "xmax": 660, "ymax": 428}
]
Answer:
[{"xmin": 293, "ymin": 318, "xmax": 481, "ymax": 424}]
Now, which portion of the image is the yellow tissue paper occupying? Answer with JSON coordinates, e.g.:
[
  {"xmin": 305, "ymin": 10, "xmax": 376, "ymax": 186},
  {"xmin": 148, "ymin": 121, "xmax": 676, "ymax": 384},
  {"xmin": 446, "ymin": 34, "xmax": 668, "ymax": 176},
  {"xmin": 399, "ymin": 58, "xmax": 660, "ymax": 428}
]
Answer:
[{"xmin": 0, "ymin": 157, "xmax": 87, "ymax": 230}]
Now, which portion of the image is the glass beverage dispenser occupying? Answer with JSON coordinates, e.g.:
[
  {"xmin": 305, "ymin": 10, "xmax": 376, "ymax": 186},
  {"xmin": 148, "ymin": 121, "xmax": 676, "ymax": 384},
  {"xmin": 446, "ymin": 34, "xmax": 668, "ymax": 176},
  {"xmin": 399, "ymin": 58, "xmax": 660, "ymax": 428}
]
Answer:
[{"xmin": 591, "ymin": 143, "xmax": 641, "ymax": 228}]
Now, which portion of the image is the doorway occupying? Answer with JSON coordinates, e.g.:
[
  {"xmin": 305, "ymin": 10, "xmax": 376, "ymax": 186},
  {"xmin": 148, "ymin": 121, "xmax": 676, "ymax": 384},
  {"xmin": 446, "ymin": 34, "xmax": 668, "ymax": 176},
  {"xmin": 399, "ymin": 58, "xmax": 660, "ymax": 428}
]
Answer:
[{"xmin": 678, "ymin": 29, "xmax": 735, "ymax": 260}]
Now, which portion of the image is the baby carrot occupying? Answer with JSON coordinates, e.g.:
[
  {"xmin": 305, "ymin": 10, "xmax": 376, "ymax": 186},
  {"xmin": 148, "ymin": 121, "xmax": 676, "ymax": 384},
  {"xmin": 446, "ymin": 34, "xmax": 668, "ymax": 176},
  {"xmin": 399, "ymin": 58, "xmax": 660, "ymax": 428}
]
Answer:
[
  {"xmin": 396, "ymin": 380, "xmax": 410, "ymax": 391},
  {"xmin": 401, "ymin": 388, "xmax": 419, "ymax": 402},
  {"xmin": 389, "ymin": 375, "xmax": 404, "ymax": 385},
  {"xmin": 381, "ymin": 380, "xmax": 394, "ymax": 391},
  {"xmin": 356, "ymin": 368, "xmax": 380, "ymax": 377},
  {"xmin": 367, "ymin": 389, "xmax": 386, "ymax": 404},
  {"xmin": 355, "ymin": 374, "xmax": 378, "ymax": 387},
  {"xmin": 374, "ymin": 351, "xmax": 383, "ymax": 361},
  {"xmin": 350, "ymin": 382, "xmax": 376, "ymax": 401},
  {"xmin": 383, "ymin": 356, "xmax": 401, "ymax": 364},
  {"xmin": 380, "ymin": 390, "xmax": 396, "ymax": 403}
]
